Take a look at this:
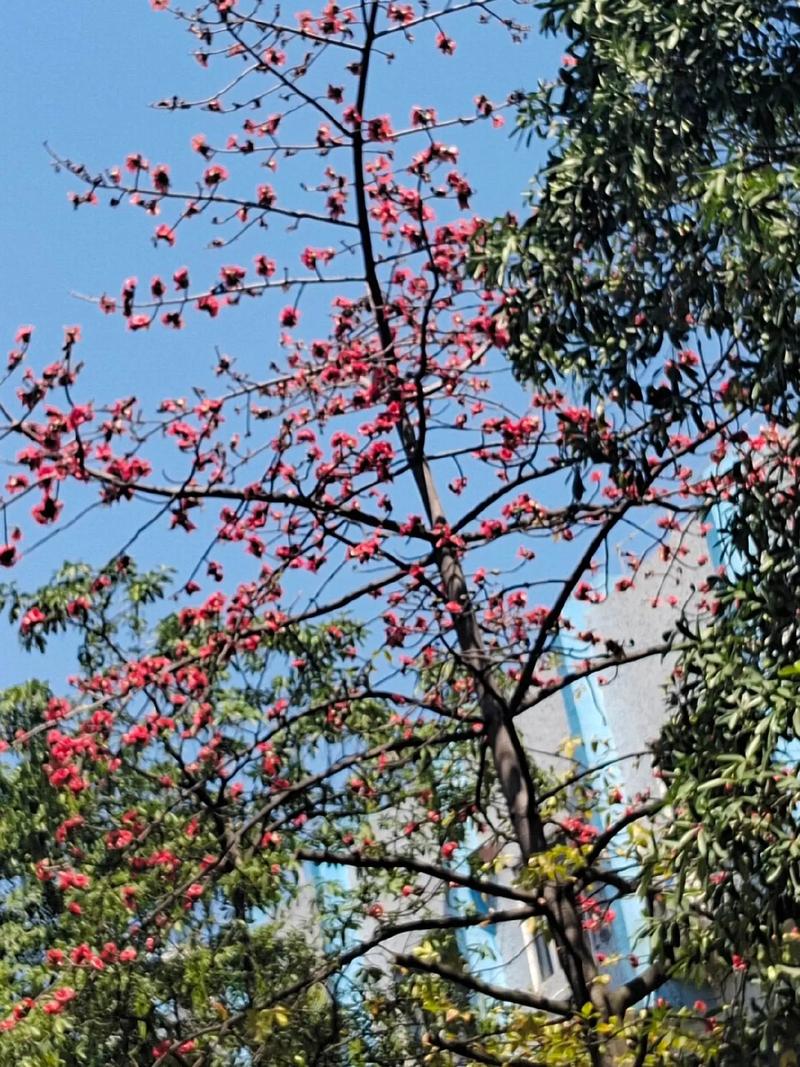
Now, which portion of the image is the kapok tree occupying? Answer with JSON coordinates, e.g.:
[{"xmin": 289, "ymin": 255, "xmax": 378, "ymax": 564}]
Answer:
[{"xmin": 0, "ymin": 1, "xmax": 777, "ymax": 1064}]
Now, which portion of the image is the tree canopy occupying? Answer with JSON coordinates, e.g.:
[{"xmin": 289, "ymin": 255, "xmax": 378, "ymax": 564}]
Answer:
[
  {"xmin": 479, "ymin": 0, "xmax": 800, "ymax": 422},
  {"xmin": 476, "ymin": 0, "xmax": 800, "ymax": 1057}
]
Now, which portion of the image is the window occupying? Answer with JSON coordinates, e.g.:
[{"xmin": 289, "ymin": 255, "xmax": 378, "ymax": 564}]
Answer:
[
  {"xmin": 533, "ymin": 930, "xmax": 554, "ymax": 981},
  {"xmin": 523, "ymin": 919, "xmax": 555, "ymax": 987}
]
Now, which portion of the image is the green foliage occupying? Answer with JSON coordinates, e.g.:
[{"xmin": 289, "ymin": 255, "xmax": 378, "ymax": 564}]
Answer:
[
  {"xmin": 643, "ymin": 435, "xmax": 800, "ymax": 1058},
  {"xmin": 475, "ymin": 0, "xmax": 800, "ymax": 427}
]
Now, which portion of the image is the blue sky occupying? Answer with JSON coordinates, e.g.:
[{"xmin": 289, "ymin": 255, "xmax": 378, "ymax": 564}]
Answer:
[
  {"xmin": 1, "ymin": 3, "xmax": 563, "ymax": 686},
  {"xmin": 2, "ymin": 4, "xmax": 559, "ymax": 397}
]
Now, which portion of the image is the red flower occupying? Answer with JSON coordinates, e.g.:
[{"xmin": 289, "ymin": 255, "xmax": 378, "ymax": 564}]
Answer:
[
  {"xmin": 106, "ymin": 828, "xmax": 135, "ymax": 850},
  {"xmin": 32, "ymin": 495, "xmax": 63, "ymax": 526},
  {"xmin": 301, "ymin": 246, "xmax": 335, "ymax": 270},
  {"xmin": 279, "ymin": 306, "xmax": 300, "ymax": 328},
  {"xmin": 155, "ymin": 223, "xmax": 176, "ymax": 246},
  {"xmin": 261, "ymin": 45, "xmax": 286, "ymax": 66},
  {"xmin": 342, "ymin": 105, "xmax": 362, "ymax": 128},
  {"xmin": 125, "ymin": 153, "xmax": 149, "ymax": 172},
  {"xmin": 435, "ymin": 32, "xmax": 456, "ymax": 54},
  {"xmin": 152, "ymin": 163, "xmax": 170, "ymax": 191},
  {"xmin": 254, "ymin": 254, "xmax": 276, "ymax": 278},
  {"xmin": 367, "ymin": 115, "xmax": 395, "ymax": 142},
  {"xmin": 185, "ymin": 882, "xmax": 204, "ymax": 902},
  {"xmin": 196, "ymin": 295, "xmax": 220, "ymax": 317},
  {"xmin": 173, "ymin": 265, "xmax": 190, "ymax": 290},
  {"xmin": 121, "ymin": 885, "xmax": 138, "ymax": 909},
  {"xmin": 410, "ymin": 105, "xmax": 437, "ymax": 127},
  {"xmin": 220, "ymin": 264, "xmax": 246, "ymax": 288},
  {"xmin": 0, "ymin": 544, "xmax": 18, "ymax": 568},
  {"xmin": 203, "ymin": 164, "xmax": 229, "ymax": 185}
]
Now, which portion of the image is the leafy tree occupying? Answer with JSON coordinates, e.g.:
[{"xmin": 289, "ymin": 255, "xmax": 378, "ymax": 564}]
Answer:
[
  {"xmin": 0, "ymin": 1, "xmax": 791, "ymax": 1063},
  {"xmin": 474, "ymin": 0, "xmax": 800, "ymax": 1058},
  {"xmin": 479, "ymin": 0, "xmax": 800, "ymax": 424},
  {"xmin": 642, "ymin": 432, "xmax": 800, "ymax": 1059}
]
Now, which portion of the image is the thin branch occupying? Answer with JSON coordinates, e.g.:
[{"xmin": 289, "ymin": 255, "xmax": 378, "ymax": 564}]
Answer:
[
  {"xmin": 425, "ymin": 1031, "xmax": 545, "ymax": 1067},
  {"xmin": 298, "ymin": 847, "xmax": 544, "ymax": 907},
  {"xmin": 393, "ymin": 951, "xmax": 573, "ymax": 1016}
]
